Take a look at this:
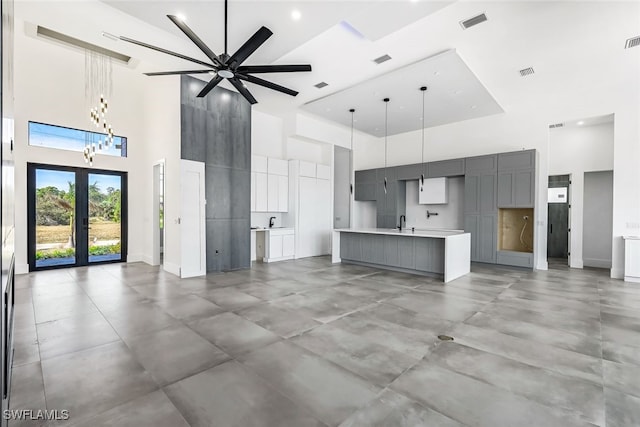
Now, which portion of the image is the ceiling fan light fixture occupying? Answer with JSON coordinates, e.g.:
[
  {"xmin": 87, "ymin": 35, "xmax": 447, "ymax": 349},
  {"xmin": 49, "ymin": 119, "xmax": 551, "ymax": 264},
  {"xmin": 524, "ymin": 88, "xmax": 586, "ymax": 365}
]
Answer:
[{"xmin": 218, "ymin": 69, "xmax": 234, "ymax": 78}]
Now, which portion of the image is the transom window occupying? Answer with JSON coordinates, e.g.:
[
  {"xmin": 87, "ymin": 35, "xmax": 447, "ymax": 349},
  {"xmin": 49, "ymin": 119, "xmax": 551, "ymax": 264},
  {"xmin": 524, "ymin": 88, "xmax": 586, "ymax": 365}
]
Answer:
[{"xmin": 28, "ymin": 121, "xmax": 127, "ymax": 157}]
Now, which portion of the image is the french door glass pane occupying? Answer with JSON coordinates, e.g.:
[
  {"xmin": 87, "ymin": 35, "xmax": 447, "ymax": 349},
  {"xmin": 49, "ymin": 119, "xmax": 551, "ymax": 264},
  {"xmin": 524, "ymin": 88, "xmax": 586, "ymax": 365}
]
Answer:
[
  {"xmin": 88, "ymin": 173, "xmax": 122, "ymax": 263},
  {"xmin": 35, "ymin": 169, "xmax": 76, "ymax": 268}
]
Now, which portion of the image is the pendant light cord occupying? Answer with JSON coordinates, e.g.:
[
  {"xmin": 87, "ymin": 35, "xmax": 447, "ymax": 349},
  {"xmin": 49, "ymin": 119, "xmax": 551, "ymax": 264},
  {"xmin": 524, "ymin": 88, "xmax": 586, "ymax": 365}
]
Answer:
[
  {"xmin": 349, "ymin": 108, "xmax": 355, "ymax": 195},
  {"xmin": 224, "ymin": 0, "xmax": 228, "ymax": 54},
  {"xmin": 420, "ymin": 86, "xmax": 427, "ymax": 186},
  {"xmin": 384, "ymin": 98, "xmax": 389, "ymax": 194}
]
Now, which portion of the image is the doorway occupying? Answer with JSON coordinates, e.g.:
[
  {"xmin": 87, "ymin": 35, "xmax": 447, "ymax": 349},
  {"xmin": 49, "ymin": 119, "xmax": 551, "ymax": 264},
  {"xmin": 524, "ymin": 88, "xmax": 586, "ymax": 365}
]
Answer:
[
  {"xmin": 547, "ymin": 175, "xmax": 570, "ymax": 263},
  {"xmin": 27, "ymin": 163, "xmax": 128, "ymax": 271},
  {"xmin": 152, "ymin": 161, "xmax": 165, "ymax": 266}
]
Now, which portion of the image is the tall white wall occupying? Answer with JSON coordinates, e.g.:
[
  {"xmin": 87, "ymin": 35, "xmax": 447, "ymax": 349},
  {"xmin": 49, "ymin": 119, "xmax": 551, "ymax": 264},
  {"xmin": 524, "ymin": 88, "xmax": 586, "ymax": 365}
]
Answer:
[
  {"xmin": 549, "ymin": 121, "xmax": 614, "ymax": 268},
  {"xmin": 13, "ymin": 17, "xmax": 181, "ymax": 274}
]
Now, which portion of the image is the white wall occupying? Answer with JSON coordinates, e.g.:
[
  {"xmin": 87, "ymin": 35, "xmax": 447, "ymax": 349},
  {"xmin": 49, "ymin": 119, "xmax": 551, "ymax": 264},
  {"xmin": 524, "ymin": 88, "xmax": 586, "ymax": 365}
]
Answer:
[
  {"xmin": 405, "ymin": 177, "xmax": 464, "ymax": 230},
  {"xmin": 251, "ymin": 111, "xmax": 285, "ymax": 159},
  {"xmin": 549, "ymin": 121, "xmax": 614, "ymax": 268},
  {"xmin": 13, "ymin": 18, "xmax": 181, "ymax": 274}
]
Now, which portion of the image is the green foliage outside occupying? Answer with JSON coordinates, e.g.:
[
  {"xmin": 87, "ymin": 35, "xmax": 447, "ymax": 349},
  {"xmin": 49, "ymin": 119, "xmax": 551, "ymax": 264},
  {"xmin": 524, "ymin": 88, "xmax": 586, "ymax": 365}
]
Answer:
[{"xmin": 35, "ymin": 242, "xmax": 121, "ymax": 260}]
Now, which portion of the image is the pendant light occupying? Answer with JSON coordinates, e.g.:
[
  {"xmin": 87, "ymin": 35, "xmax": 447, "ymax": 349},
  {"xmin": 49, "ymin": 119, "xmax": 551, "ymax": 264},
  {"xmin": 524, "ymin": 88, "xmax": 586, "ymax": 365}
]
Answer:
[
  {"xmin": 383, "ymin": 98, "xmax": 390, "ymax": 194},
  {"xmin": 420, "ymin": 86, "xmax": 427, "ymax": 191},
  {"xmin": 349, "ymin": 108, "xmax": 355, "ymax": 195}
]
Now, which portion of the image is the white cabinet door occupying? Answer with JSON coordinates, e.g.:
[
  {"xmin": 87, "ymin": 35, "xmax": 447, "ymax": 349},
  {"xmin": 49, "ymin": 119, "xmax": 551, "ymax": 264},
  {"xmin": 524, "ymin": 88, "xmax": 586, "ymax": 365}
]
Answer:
[
  {"xmin": 299, "ymin": 161, "xmax": 316, "ymax": 178},
  {"xmin": 267, "ymin": 174, "xmax": 279, "ymax": 212},
  {"xmin": 250, "ymin": 231, "xmax": 257, "ymax": 261},
  {"xmin": 252, "ymin": 155, "xmax": 268, "ymax": 173},
  {"xmin": 317, "ymin": 164, "xmax": 331, "ymax": 180},
  {"xmin": 268, "ymin": 158, "xmax": 288, "ymax": 176},
  {"xmin": 255, "ymin": 172, "xmax": 268, "ymax": 212},
  {"xmin": 269, "ymin": 235, "xmax": 283, "ymax": 259},
  {"xmin": 316, "ymin": 178, "xmax": 332, "ymax": 255},
  {"xmin": 250, "ymin": 172, "xmax": 256, "ymax": 211},
  {"xmin": 278, "ymin": 175, "xmax": 288, "ymax": 212},
  {"xmin": 282, "ymin": 234, "xmax": 295, "ymax": 257}
]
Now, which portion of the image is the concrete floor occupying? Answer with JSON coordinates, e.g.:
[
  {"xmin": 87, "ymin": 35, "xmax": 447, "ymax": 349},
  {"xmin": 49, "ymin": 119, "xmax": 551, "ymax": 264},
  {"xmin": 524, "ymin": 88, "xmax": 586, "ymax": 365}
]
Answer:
[{"xmin": 9, "ymin": 257, "xmax": 640, "ymax": 426}]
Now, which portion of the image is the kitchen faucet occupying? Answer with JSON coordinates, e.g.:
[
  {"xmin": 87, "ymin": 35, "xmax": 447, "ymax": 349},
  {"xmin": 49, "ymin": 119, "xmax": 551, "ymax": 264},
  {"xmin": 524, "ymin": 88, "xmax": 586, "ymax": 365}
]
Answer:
[
  {"xmin": 269, "ymin": 216, "xmax": 276, "ymax": 228},
  {"xmin": 398, "ymin": 215, "xmax": 406, "ymax": 231}
]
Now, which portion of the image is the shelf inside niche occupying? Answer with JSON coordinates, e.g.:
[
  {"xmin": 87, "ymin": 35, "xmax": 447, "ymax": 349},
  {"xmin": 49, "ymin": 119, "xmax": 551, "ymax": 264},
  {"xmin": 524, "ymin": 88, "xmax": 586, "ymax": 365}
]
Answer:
[{"xmin": 498, "ymin": 208, "xmax": 534, "ymax": 253}]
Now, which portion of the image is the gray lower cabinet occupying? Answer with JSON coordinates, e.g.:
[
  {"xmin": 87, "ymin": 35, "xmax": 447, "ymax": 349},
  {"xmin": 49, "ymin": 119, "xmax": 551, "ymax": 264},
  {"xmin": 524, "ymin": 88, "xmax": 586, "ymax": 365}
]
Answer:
[
  {"xmin": 340, "ymin": 233, "xmax": 362, "ymax": 262},
  {"xmin": 497, "ymin": 250, "xmax": 534, "ymax": 268},
  {"xmin": 428, "ymin": 158, "xmax": 465, "ymax": 177},
  {"xmin": 465, "ymin": 172, "xmax": 497, "ymax": 214},
  {"xmin": 414, "ymin": 238, "xmax": 445, "ymax": 274},
  {"xmin": 340, "ymin": 233, "xmax": 442, "ymax": 275},
  {"xmin": 464, "ymin": 213, "xmax": 497, "ymax": 263}
]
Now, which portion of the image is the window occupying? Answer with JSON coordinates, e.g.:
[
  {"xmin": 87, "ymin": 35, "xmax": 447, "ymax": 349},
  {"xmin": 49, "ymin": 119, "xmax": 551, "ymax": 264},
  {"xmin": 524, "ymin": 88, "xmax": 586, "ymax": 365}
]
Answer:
[{"xmin": 28, "ymin": 121, "xmax": 127, "ymax": 157}]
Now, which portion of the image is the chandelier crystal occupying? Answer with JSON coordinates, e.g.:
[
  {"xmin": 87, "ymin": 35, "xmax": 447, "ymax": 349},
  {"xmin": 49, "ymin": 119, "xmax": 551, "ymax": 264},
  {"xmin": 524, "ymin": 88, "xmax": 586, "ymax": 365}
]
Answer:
[{"xmin": 84, "ymin": 50, "xmax": 115, "ymax": 165}]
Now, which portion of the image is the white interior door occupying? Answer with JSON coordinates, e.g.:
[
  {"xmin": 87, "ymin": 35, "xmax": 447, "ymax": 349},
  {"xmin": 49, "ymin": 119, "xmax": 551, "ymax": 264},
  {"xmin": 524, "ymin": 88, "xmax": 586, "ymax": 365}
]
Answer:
[
  {"xmin": 298, "ymin": 176, "xmax": 316, "ymax": 258},
  {"xmin": 180, "ymin": 160, "xmax": 206, "ymax": 278},
  {"xmin": 317, "ymin": 178, "xmax": 332, "ymax": 254}
]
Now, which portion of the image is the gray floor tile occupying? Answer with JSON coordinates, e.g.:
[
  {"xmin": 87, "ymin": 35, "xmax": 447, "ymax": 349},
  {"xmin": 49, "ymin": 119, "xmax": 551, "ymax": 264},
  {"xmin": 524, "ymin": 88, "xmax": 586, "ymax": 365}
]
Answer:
[
  {"xmin": 124, "ymin": 325, "xmax": 230, "ymax": 386},
  {"xmin": 36, "ymin": 311, "xmax": 120, "ymax": 360},
  {"xmin": 236, "ymin": 303, "xmax": 321, "ymax": 338},
  {"xmin": 605, "ymin": 388, "xmax": 640, "ymax": 427},
  {"xmin": 41, "ymin": 341, "xmax": 157, "ymax": 425},
  {"xmin": 292, "ymin": 324, "xmax": 419, "ymax": 386},
  {"xmin": 8, "ymin": 362, "xmax": 46, "ymax": 412},
  {"xmin": 69, "ymin": 390, "xmax": 190, "ymax": 427},
  {"xmin": 427, "ymin": 342, "xmax": 604, "ymax": 425},
  {"xmin": 238, "ymin": 341, "xmax": 380, "ymax": 426},
  {"xmin": 33, "ymin": 293, "xmax": 98, "ymax": 324},
  {"xmin": 386, "ymin": 291, "xmax": 485, "ymax": 322},
  {"xmin": 604, "ymin": 360, "xmax": 640, "ymax": 398},
  {"xmin": 339, "ymin": 389, "xmax": 465, "ymax": 427},
  {"xmin": 164, "ymin": 360, "xmax": 326, "ymax": 427},
  {"xmin": 188, "ymin": 312, "xmax": 280, "ymax": 356},
  {"xmin": 101, "ymin": 301, "xmax": 180, "ymax": 339},
  {"xmin": 391, "ymin": 362, "xmax": 597, "ymax": 427},
  {"xmin": 155, "ymin": 294, "xmax": 225, "ymax": 322},
  {"xmin": 199, "ymin": 287, "xmax": 263, "ymax": 310}
]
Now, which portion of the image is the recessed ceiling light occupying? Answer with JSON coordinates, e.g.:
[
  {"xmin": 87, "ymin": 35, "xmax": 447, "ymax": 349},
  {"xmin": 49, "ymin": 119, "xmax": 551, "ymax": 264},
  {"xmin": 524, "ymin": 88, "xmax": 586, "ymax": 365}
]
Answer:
[
  {"xmin": 208, "ymin": 71, "xmax": 216, "ymax": 75},
  {"xmin": 221, "ymin": 93, "xmax": 230, "ymax": 101},
  {"xmin": 291, "ymin": 10, "xmax": 301, "ymax": 21},
  {"xmin": 577, "ymin": 121, "xmax": 585, "ymax": 125},
  {"xmin": 399, "ymin": 106, "xmax": 405, "ymax": 110},
  {"xmin": 453, "ymin": 90, "xmax": 462, "ymax": 95},
  {"xmin": 470, "ymin": 105, "xmax": 477, "ymax": 109},
  {"xmin": 176, "ymin": 13, "xmax": 187, "ymax": 22},
  {"xmin": 433, "ymin": 71, "xmax": 440, "ymax": 76}
]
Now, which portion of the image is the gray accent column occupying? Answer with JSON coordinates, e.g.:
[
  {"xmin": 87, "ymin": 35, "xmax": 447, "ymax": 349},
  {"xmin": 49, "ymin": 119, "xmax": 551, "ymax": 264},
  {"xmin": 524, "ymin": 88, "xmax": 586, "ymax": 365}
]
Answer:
[{"xmin": 180, "ymin": 76, "xmax": 251, "ymax": 272}]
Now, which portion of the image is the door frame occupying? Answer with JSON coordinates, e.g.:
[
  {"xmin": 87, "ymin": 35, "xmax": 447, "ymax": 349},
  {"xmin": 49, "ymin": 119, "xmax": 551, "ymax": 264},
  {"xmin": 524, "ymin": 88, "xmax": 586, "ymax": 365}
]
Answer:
[{"xmin": 27, "ymin": 163, "xmax": 128, "ymax": 271}]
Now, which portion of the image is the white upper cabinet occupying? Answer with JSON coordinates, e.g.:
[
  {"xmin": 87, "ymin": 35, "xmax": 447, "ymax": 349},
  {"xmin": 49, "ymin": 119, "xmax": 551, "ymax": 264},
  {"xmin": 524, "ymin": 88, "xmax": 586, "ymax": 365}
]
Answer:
[
  {"xmin": 268, "ymin": 158, "xmax": 288, "ymax": 176},
  {"xmin": 255, "ymin": 172, "xmax": 268, "ymax": 211},
  {"xmin": 317, "ymin": 164, "xmax": 331, "ymax": 180},
  {"xmin": 419, "ymin": 177, "xmax": 449, "ymax": 204},
  {"xmin": 299, "ymin": 160, "xmax": 317, "ymax": 178},
  {"xmin": 252, "ymin": 155, "xmax": 268, "ymax": 173}
]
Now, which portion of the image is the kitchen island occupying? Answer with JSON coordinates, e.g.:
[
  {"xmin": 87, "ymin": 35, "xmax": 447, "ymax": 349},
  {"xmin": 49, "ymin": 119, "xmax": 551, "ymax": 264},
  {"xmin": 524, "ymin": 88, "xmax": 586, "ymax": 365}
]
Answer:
[{"xmin": 332, "ymin": 228, "xmax": 471, "ymax": 283}]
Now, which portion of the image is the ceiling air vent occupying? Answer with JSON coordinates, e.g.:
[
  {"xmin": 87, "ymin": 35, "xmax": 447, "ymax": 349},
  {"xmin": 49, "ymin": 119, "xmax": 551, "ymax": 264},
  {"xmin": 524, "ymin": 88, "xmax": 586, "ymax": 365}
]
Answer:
[
  {"xmin": 519, "ymin": 67, "xmax": 535, "ymax": 77},
  {"xmin": 314, "ymin": 81, "xmax": 329, "ymax": 89},
  {"xmin": 373, "ymin": 54, "xmax": 392, "ymax": 65},
  {"xmin": 460, "ymin": 13, "xmax": 488, "ymax": 30},
  {"xmin": 549, "ymin": 123, "xmax": 564, "ymax": 129},
  {"xmin": 625, "ymin": 36, "xmax": 640, "ymax": 49},
  {"xmin": 36, "ymin": 25, "xmax": 131, "ymax": 64}
]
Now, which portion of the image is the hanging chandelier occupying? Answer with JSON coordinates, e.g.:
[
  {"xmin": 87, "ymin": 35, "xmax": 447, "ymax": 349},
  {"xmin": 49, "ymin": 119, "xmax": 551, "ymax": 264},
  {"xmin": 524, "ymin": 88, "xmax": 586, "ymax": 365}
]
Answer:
[{"xmin": 84, "ymin": 50, "xmax": 115, "ymax": 166}]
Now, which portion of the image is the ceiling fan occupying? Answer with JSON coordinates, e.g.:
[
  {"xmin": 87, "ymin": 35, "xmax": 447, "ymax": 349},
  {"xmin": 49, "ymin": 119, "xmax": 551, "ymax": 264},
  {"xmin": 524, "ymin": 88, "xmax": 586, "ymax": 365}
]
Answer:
[{"xmin": 119, "ymin": 0, "xmax": 312, "ymax": 104}]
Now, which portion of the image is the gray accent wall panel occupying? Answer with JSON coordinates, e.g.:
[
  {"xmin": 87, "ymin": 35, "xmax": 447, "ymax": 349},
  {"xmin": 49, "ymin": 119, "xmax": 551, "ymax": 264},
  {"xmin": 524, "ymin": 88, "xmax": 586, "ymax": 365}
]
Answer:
[{"xmin": 181, "ymin": 76, "xmax": 251, "ymax": 272}]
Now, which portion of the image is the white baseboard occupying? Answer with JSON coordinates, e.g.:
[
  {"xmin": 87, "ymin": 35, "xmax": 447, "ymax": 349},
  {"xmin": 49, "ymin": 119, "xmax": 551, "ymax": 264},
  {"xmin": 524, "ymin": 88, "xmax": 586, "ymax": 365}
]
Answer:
[
  {"xmin": 570, "ymin": 259, "xmax": 584, "ymax": 269},
  {"xmin": 16, "ymin": 263, "xmax": 29, "ymax": 275},
  {"xmin": 164, "ymin": 262, "xmax": 180, "ymax": 277},
  {"xmin": 611, "ymin": 268, "xmax": 624, "ymax": 280},
  {"xmin": 535, "ymin": 260, "xmax": 548, "ymax": 271},
  {"xmin": 142, "ymin": 255, "xmax": 156, "ymax": 266},
  {"xmin": 127, "ymin": 253, "xmax": 144, "ymax": 263}
]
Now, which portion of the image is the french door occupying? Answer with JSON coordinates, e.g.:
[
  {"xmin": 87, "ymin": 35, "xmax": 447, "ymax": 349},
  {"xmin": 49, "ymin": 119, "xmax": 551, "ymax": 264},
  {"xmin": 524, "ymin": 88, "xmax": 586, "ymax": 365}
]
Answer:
[{"xmin": 27, "ymin": 163, "xmax": 128, "ymax": 271}]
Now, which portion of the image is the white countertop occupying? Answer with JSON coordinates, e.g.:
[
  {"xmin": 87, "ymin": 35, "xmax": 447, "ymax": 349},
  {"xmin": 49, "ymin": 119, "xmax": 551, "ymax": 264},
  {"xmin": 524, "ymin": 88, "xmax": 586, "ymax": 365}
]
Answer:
[
  {"xmin": 624, "ymin": 236, "xmax": 640, "ymax": 240},
  {"xmin": 252, "ymin": 227, "xmax": 294, "ymax": 232},
  {"xmin": 334, "ymin": 228, "xmax": 467, "ymax": 238}
]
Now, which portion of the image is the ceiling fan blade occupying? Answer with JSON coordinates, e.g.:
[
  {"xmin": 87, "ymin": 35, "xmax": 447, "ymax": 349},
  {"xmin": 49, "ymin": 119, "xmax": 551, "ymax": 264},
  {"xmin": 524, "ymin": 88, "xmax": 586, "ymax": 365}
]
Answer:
[
  {"xmin": 236, "ymin": 74, "xmax": 298, "ymax": 97},
  {"xmin": 236, "ymin": 64, "xmax": 312, "ymax": 74},
  {"xmin": 144, "ymin": 70, "xmax": 214, "ymax": 76},
  {"xmin": 197, "ymin": 76, "xmax": 224, "ymax": 98},
  {"xmin": 120, "ymin": 36, "xmax": 215, "ymax": 68},
  {"xmin": 167, "ymin": 15, "xmax": 222, "ymax": 66},
  {"xmin": 227, "ymin": 26, "xmax": 273, "ymax": 67},
  {"xmin": 229, "ymin": 78, "xmax": 257, "ymax": 105}
]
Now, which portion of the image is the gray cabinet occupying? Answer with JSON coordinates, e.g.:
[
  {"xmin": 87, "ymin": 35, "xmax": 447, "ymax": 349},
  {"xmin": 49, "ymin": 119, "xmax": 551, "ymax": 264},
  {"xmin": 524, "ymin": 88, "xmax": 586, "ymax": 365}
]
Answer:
[
  {"xmin": 498, "ymin": 170, "xmax": 534, "ymax": 207},
  {"xmin": 396, "ymin": 163, "xmax": 424, "ymax": 181},
  {"xmin": 354, "ymin": 169, "xmax": 377, "ymax": 201},
  {"xmin": 414, "ymin": 238, "xmax": 445, "ymax": 274},
  {"xmin": 498, "ymin": 150, "xmax": 535, "ymax": 171},
  {"xmin": 360, "ymin": 234, "xmax": 385, "ymax": 264},
  {"xmin": 428, "ymin": 159, "xmax": 465, "ymax": 177},
  {"xmin": 340, "ymin": 233, "xmax": 362, "ymax": 261},
  {"xmin": 465, "ymin": 154, "xmax": 497, "ymax": 174},
  {"xmin": 464, "ymin": 214, "xmax": 479, "ymax": 261},
  {"xmin": 464, "ymin": 172, "xmax": 497, "ymax": 215},
  {"xmin": 464, "ymin": 154, "xmax": 498, "ymax": 263},
  {"xmin": 497, "ymin": 250, "xmax": 533, "ymax": 268},
  {"xmin": 464, "ymin": 175, "xmax": 480, "ymax": 214},
  {"xmin": 478, "ymin": 214, "xmax": 498, "ymax": 263},
  {"xmin": 384, "ymin": 235, "xmax": 416, "ymax": 269}
]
